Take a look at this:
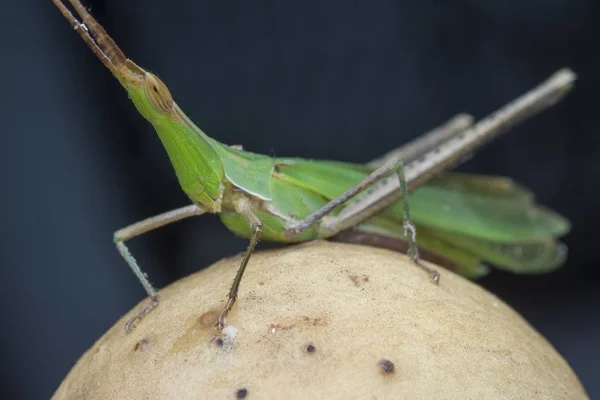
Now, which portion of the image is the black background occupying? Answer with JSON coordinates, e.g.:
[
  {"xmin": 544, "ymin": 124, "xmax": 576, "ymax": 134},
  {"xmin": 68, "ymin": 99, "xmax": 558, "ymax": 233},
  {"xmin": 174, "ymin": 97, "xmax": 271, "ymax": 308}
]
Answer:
[{"xmin": 2, "ymin": 1, "xmax": 599, "ymax": 398}]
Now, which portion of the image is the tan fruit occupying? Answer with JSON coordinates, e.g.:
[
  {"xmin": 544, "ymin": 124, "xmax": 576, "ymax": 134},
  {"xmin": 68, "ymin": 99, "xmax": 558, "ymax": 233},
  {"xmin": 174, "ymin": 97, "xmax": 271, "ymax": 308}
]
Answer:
[{"xmin": 53, "ymin": 241, "xmax": 587, "ymax": 399}]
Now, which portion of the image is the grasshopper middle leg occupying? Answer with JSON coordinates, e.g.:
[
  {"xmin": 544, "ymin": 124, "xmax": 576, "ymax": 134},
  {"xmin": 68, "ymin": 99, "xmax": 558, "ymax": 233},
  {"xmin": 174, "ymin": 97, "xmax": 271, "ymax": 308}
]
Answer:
[{"xmin": 216, "ymin": 196, "xmax": 263, "ymax": 330}]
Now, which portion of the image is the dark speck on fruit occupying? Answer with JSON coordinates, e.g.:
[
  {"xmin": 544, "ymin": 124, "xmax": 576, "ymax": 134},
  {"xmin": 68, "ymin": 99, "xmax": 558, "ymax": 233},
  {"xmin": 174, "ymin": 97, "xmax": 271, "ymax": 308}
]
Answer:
[{"xmin": 378, "ymin": 359, "xmax": 395, "ymax": 375}]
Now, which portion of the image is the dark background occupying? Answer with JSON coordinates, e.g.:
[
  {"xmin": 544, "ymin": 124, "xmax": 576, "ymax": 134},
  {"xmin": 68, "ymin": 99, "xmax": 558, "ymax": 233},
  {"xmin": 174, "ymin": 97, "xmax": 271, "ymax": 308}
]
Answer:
[{"xmin": 2, "ymin": 1, "xmax": 598, "ymax": 398}]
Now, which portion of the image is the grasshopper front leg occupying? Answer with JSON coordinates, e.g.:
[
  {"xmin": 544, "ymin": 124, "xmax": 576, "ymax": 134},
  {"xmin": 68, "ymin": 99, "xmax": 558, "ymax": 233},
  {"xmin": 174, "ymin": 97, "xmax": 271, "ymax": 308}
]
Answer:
[{"xmin": 114, "ymin": 204, "xmax": 206, "ymax": 332}]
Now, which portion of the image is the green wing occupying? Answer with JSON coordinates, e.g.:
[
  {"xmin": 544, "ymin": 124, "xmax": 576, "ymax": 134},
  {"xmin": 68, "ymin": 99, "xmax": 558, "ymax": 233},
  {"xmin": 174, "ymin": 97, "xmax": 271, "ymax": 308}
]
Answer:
[
  {"xmin": 382, "ymin": 174, "xmax": 570, "ymax": 242},
  {"xmin": 347, "ymin": 216, "xmax": 567, "ymax": 276},
  {"xmin": 406, "ymin": 172, "xmax": 569, "ymax": 274},
  {"xmin": 274, "ymin": 159, "xmax": 570, "ymax": 275}
]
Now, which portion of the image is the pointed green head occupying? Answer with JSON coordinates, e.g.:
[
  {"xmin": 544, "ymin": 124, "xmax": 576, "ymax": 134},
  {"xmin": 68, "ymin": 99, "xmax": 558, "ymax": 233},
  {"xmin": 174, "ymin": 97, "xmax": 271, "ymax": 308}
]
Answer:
[{"xmin": 53, "ymin": 0, "xmax": 225, "ymax": 211}]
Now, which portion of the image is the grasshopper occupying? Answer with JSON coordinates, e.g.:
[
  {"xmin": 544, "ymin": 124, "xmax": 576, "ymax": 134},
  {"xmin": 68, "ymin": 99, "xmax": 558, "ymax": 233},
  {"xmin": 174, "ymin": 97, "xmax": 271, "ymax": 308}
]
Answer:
[{"xmin": 53, "ymin": 0, "xmax": 575, "ymax": 332}]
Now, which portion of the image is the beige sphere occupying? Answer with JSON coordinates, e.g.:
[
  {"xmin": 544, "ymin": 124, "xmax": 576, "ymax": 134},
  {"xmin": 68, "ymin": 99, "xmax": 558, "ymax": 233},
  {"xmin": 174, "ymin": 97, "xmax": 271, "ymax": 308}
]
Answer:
[{"xmin": 53, "ymin": 241, "xmax": 587, "ymax": 399}]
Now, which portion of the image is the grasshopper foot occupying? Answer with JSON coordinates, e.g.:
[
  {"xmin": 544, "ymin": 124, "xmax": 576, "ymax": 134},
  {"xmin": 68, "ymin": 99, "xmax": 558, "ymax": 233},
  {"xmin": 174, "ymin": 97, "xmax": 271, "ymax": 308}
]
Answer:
[
  {"xmin": 216, "ymin": 297, "xmax": 236, "ymax": 331},
  {"xmin": 428, "ymin": 269, "xmax": 441, "ymax": 285},
  {"xmin": 412, "ymin": 259, "xmax": 440, "ymax": 285},
  {"xmin": 125, "ymin": 296, "xmax": 159, "ymax": 333}
]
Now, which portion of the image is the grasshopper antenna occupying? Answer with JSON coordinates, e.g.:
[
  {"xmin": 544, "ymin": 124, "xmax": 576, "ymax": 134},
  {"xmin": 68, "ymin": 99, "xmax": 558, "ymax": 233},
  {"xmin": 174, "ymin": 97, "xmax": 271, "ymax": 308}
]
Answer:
[{"xmin": 52, "ymin": 0, "xmax": 126, "ymax": 73}]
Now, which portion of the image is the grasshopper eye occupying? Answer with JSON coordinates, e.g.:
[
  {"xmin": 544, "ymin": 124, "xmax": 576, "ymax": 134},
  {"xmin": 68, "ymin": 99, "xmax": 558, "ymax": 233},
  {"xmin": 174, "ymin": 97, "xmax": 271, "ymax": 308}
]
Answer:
[{"xmin": 143, "ymin": 73, "xmax": 174, "ymax": 115}]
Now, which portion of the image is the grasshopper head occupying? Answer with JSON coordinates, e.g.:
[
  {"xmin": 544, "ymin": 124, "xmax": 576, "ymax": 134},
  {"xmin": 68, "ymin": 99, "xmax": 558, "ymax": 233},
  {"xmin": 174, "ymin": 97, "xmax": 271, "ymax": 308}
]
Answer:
[
  {"xmin": 53, "ymin": 1, "xmax": 227, "ymax": 211},
  {"xmin": 52, "ymin": 0, "xmax": 176, "ymax": 123}
]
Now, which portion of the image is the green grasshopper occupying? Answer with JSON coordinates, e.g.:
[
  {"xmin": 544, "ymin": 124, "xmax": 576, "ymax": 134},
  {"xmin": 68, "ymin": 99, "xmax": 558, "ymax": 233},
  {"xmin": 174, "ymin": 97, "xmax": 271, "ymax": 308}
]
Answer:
[{"xmin": 53, "ymin": 0, "xmax": 575, "ymax": 333}]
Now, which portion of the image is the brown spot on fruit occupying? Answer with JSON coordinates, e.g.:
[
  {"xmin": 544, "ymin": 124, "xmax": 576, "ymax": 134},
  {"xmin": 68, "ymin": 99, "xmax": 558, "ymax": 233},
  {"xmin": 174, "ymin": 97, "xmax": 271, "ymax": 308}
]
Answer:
[
  {"xmin": 300, "ymin": 316, "xmax": 326, "ymax": 327},
  {"xmin": 171, "ymin": 311, "xmax": 220, "ymax": 353},
  {"xmin": 209, "ymin": 335, "xmax": 224, "ymax": 348},
  {"xmin": 268, "ymin": 323, "xmax": 295, "ymax": 332},
  {"xmin": 378, "ymin": 359, "xmax": 395, "ymax": 375},
  {"xmin": 134, "ymin": 338, "xmax": 150, "ymax": 352},
  {"xmin": 306, "ymin": 343, "xmax": 316, "ymax": 353},
  {"xmin": 348, "ymin": 273, "xmax": 370, "ymax": 287},
  {"xmin": 199, "ymin": 310, "xmax": 220, "ymax": 327}
]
